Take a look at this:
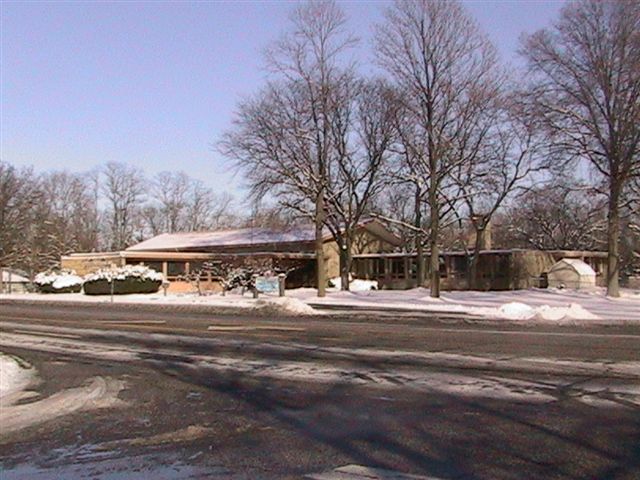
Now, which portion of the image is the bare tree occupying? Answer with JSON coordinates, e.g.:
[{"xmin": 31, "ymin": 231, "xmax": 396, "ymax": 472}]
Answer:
[
  {"xmin": 185, "ymin": 180, "xmax": 234, "ymax": 231},
  {"xmin": 322, "ymin": 78, "xmax": 397, "ymax": 290},
  {"xmin": 452, "ymin": 100, "xmax": 545, "ymax": 288},
  {"xmin": 221, "ymin": 0, "xmax": 357, "ymax": 296},
  {"xmin": 144, "ymin": 171, "xmax": 235, "ymax": 235},
  {"xmin": 152, "ymin": 171, "xmax": 190, "ymax": 233},
  {"xmin": 0, "ymin": 161, "xmax": 43, "ymax": 275},
  {"xmin": 496, "ymin": 185, "xmax": 607, "ymax": 252},
  {"xmin": 39, "ymin": 171, "xmax": 101, "ymax": 263},
  {"xmin": 375, "ymin": 0, "xmax": 504, "ymax": 297},
  {"xmin": 140, "ymin": 205, "xmax": 164, "ymax": 237},
  {"xmin": 102, "ymin": 162, "xmax": 146, "ymax": 250},
  {"xmin": 521, "ymin": 0, "xmax": 640, "ymax": 296}
]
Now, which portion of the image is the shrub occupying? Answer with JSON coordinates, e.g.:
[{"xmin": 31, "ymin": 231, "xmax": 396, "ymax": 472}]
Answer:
[
  {"xmin": 83, "ymin": 265, "xmax": 163, "ymax": 295},
  {"xmin": 34, "ymin": 270, "xmax": 83, "ymax": 294}
]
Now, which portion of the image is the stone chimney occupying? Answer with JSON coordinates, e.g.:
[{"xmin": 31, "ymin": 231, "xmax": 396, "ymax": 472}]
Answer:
[{"xmin": 468, "ymin": 215, "xmax": 492, "ymax": 251}]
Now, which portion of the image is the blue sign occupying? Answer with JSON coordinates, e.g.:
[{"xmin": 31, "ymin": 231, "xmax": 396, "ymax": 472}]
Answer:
[{"xmin": 255, "ymin": 276, "xmax": 279, "ymax": 294}]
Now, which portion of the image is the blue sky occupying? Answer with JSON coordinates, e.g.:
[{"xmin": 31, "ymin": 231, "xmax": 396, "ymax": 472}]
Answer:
[{"xmin": 1, "ymin": 0, "xmax": 564, "ymax": 197}]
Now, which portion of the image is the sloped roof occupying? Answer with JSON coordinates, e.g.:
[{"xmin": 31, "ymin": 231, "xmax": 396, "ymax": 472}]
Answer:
[
  {"xmin": 550, "ymin": 258, "xmax": 596, "ymax": 276},
  {"xmin": 126, "ymin": 227, "xmax": 328, "ymax": 252},
  {"xmin": 2, "ymin": 270, "xmax": 30, "ymax": 283},
  {"xmin": 126, "ymin": 219, "xmax": 402, "ymax": 252}
]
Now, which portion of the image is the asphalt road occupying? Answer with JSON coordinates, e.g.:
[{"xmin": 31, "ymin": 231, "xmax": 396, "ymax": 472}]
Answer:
[{"xmin": 0, "ymin": 300, "xmax": 639, "ymax": 479}]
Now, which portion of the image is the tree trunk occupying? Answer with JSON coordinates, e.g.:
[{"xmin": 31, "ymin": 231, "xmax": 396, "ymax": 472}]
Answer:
[
  {"xmin": 339, "ymin": 236, "xmax": 352, "ymax": 291},
  {"xmin": 428, "ymin": 176, "xmax": 440, "ymax": 298},
  {"xmin": 606, "ymin": 178, "xmax": 621, "ymax": 297},
  {"xmin": 414, "ymin": 184, "xmax": 425, "ymax": 287},
  {"xmin": 315, "ymin": 191, "xmax": 326, "ymax": 297}
]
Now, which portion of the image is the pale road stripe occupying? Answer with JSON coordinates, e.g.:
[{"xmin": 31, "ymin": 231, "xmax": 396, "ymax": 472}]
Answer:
[
  {"xmin": 253, "ymin": 325, "xmax": 306, "ymax": 331},
  {"xmin": 207, "ymin": 325, "xmax": 306, "ymax": 332},
  {"xmin": 418, "ymin": 327, "xmax": 640, "ymax": 340},
  {"xmin": 11, "ymin": 329, "xmax": 81, "ymax": 339},
  {"xmin": 98, "ymin": 320, "xmax": 167, "ymax": 325},
  {"xmin": 305, "ymin": 464, "xmax": 444, "ymax": 480},
  {"xmin": 207, "ymin": 326, "xmax": 254, "ymax": 331}
]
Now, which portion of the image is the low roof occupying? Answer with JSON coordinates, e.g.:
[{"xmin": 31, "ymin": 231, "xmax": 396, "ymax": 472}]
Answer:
[
  {"xmin": 1, "ymin": 270, "xmax": 30, "ymax": 283},
  {"xmin": 550, "ymin": 258, "xmax": 596, "ymax": 276},
  {"xmin": 126, "ymin": 227, "xmax": 323, "ymax": 252},
  {"xmin": 126, "ymin": 219, "xmax": 402, "ymax": 253}
]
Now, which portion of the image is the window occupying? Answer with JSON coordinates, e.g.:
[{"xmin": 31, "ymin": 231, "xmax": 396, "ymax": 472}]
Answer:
[
  {"xmin": 450, "ymin": 256, "xmax": 467, "ymax": 274},
  {"xmin": 439, "ymin": 256, "xmax": 447, "ymax": 278},
  {"xmin": 495, "ymin": 255, "xmax": 509, "ymax": 278},
  {"xmin": 409, "ymin": 259, "xmax": 417, "ymax": 279},
  {"xmin": 391, "ymin": 258, "xmax": 405, "ymax": 277},
  {"xmin": 373, "ymin": 258, "xmax": 386, "ymax": 276},
  {"xmin": 167, "ymin": 262, "xmax": 186, "ymax": 278},
  {"xmin": 145, "ymin": 262, "xmax": 163, "ymax": 273}
]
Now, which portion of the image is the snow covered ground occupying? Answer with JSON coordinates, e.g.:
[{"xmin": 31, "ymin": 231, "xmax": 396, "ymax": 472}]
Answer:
[
  {"xmin": 0, "ymin": 353, "xmax": 34, "ymax": 406},
  {"xmin": 291, "ymin": 286, "xmax": 640, "ymax": 323},
  {"xmin": 0, "ymin": 351, "xmax": 124, "ymax": 436},
  {"xmin": 1, "ymin": 285, "xmax": 639, "ymax": 323}
]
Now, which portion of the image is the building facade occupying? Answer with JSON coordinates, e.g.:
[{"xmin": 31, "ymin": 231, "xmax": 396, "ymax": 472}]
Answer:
[
  {"xmin": 352, "ymin": 249, "xmax": 609, "ymax": 290},
  {"xmin": 61, "ymin": 220, "xmax": 402, "ymax": 292}
]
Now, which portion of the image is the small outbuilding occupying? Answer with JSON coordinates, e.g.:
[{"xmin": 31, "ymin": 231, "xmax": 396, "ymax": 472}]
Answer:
[
  {"xmin": 1, "ymin": 269, "xmax": 31, "ymax": 293},
  {"xmin": 547, "ymin": 258, "xmax": 596, "ymax": 290}
]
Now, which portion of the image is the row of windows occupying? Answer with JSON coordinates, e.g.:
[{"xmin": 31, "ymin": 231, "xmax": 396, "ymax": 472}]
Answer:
[
  {"xmin": 357, "ymin": 255, "xmax": 511, "ymax": 279},
  {"xmin": 126, "ymin": 260, "xmax": 219, "ymax": 280}
]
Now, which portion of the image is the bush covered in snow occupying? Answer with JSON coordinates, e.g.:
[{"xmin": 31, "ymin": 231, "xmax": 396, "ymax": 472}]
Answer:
[
  {"xmin": 83, "ymin": 265, "xmax": 164, "ymax": 295},
  {"xmin": 34, "ymin": 269, "xmax": 83, "ymax": 294}
]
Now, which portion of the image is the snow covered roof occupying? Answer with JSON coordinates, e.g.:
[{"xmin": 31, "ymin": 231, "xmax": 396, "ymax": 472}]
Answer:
[
  {"xmin": 1, "ymin": 270, "xmax": 30, "ymax": 283},
  {"xmin": 126, "ymin": 227, "xmax": 322, "ymax": 252},
  {"xmin": 126, "ymin": 219, "xmax": 401, "ymax": 253},
  {"xmin": 550, "ymin": 258, "xmax": 596, "ymax": 276}
]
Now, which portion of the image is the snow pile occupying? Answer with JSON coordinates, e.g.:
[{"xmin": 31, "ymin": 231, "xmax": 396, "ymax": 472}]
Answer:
[
  {"xmin": 0, "ymin": 353, "xmax": 34, "ymax": 404},
  {"xmin": 252, "ymin": 297, "xmax": 318, "ymax": 316},
  {"xmin": 471, "ymin": 302, "xmax": 600, "ymax": 321},
  {"xmin": 497, "ymin": 302, "xmax": 536, "ymax": 319},
  {"xmin": 84, "ymin": 265, "xmax": 164, "ymax": 283},
  {"xmin": 34, "ymin": 270, "xmax": 83, "ymax": 293},
  {"xmin": 329, "ymin": 277, "xmax": 378, "ymax": 291}
]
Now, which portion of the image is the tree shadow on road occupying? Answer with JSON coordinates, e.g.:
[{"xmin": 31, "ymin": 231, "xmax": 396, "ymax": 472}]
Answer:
[{"xmin": 139, "ymin": 353, "xmax": 640, "ymax": 480}]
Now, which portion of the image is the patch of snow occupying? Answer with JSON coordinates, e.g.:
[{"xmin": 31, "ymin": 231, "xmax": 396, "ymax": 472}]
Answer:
[
  {"xmin": 468, "ymin": 302, "xmax": 601, "ymax": 321},
  {"xmin": 1, "ymin": 376, "xmax": 125, "ymax": 436},
  {"xmin": 498, "ymin": 302, "xmax": 536, "ymax": 320},
  {"xmin": 329, "ymin": 277, "xmax": 378, "ymax": 291},
  {"xmin": 252, "ymin": 297, "xmax": 318, "ymax": 316},
  {"xmin": 0, "ymin": 353, "xmax": 34, "ymax": 403}
]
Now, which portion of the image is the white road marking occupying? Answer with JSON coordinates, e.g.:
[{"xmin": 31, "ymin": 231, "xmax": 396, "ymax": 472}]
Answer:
[
  {"xmin": 98, "ymin": 320, "xmax": 167, "ymax": 325},
  {"xmin": 207, "ymin": 325, "xmax": 306, "ymax": 332},
  {"xmin": 207, "ymin": 326, "xmax": 253, "ymax": 331},
  {"xmin": 306, "ymin": 464, "xmax": 444, "ymax": 479},
  {"xmin": 418, "ymin": 326, "xmax": 640, "ymax": 340},
  {"xmin": 11, "ymin": 329, "xmax": 81, "ymax": 339}
]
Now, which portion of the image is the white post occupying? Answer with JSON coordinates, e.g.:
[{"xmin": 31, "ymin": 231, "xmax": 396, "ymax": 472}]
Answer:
[{"xmin": 252, "ymin": 274, "xmax": 259, "ymax": 299}]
